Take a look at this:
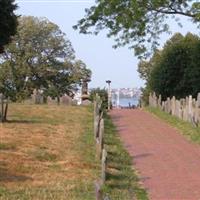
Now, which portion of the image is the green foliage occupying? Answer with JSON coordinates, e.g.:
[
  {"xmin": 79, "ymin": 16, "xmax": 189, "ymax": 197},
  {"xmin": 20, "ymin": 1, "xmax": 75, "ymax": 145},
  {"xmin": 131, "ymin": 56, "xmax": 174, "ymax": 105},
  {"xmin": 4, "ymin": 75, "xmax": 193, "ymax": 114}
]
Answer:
[
  {"xmin": 0, "ymin": 16, "xmax": 91, "ymax": 101},
  {"xmin": 0, "ymin": 0, "xmax": 18, "ymax": 52},
  {"xmin": 74, "ymin": 0, "xmax": 200, "ymax": 58},
  {"xmin": 89, "ymin": 88, "xmax": 108, "ymax": 110},
  {"xmin": 139, "ymin": 32, "xmax": 200, "ymax": 101},
  {"xmin": 150, "ymin": 33, "xmax": 200, "ymax": 99}
]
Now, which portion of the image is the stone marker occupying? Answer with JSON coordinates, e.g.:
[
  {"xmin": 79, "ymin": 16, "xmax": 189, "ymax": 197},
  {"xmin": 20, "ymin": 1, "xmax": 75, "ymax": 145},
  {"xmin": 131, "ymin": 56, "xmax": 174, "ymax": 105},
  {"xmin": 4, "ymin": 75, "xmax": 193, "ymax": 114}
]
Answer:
[
  {"xmin": 171, "ymin": 96, "xmax": 175, "ymax": 116},
  {"xmin": 197, "ymin": 93, "xmax": 200, "ymax": 108}
]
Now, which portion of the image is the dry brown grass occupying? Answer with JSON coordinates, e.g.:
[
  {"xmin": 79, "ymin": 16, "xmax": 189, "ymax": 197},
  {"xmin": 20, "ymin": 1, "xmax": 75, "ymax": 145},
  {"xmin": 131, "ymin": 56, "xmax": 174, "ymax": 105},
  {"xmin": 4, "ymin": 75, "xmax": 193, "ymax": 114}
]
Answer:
[{"xmin": 0, "ymin": 104, "xmax": 99, "ymax": 200}]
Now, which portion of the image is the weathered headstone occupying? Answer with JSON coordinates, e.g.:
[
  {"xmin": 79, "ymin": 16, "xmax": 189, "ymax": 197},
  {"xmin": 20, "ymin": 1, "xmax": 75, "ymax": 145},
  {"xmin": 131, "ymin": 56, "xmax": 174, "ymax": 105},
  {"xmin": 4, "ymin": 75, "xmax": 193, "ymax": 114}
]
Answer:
[
  {"xmin": 197, "ymin": 93, "xmax": 200, "ymax": 108},
  {"xmin": 61, "ymin": 95, "xmax": 72, "ymax": 105},
  {"xmin": 166, "ymin": 97, "xmax": 171, "ymax": 114},
  {"xmin": 32, "ymin": 89, "xmax": 44, "ymax": 104},
  {"xmin": 152, "ymin": 92, "xmax": 157, "ymax": 107},
  {"xmin": 171, "ymin": 96, "xmax": 176, "ymax": 116},
  {"xmin": 175, "ymin": 100, "xmax": 180, "ymax": 118},
  {"xmin": 188, "ymin": 95, "xmax": 193, "ymax": 123}
]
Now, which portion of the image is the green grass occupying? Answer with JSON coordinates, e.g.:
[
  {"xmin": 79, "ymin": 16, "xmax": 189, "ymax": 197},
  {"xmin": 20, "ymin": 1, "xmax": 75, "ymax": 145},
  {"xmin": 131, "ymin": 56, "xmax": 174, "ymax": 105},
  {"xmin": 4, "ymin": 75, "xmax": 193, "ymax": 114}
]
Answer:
[
  {"xmin": 33, "ymin": 149, "xmax": 58, "ymax": 162},
  {"xmin": 102, "ymin": 114, "xmax": 149, "ymax": 200},
  {"xmin": 145, "ymin": 107, "xmax": 200, "ymax": 144},
  {"xmin": 0, "ymin": 104, "xmax": 99, "ymax": 200}
]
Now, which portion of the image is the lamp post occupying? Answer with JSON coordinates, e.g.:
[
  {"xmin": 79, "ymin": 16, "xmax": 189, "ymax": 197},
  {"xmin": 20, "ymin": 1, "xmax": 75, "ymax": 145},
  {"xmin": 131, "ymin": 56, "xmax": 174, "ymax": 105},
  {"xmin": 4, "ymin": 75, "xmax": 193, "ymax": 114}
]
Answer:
[{"xmin": 106, "ymin": 80, "xmax": 111, "ymax": 110}]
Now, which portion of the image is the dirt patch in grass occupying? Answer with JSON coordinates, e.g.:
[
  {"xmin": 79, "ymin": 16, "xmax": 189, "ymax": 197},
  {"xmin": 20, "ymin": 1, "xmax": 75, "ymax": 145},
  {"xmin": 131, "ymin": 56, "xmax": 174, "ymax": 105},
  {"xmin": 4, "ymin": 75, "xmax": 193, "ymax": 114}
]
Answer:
[{"xmin": 0, "ymin": 104, "xmax": 99, "ymax": 199}]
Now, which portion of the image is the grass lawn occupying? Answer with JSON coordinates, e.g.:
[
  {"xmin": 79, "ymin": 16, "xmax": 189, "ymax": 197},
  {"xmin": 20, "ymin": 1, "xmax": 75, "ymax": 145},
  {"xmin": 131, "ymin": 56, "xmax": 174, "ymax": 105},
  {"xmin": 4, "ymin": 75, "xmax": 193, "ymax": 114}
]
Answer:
[
  {"xmin": 102, "ymin": 114, "xmax": 148, "ymax": 200},
  {"xmin": 0, "ymin": 104, "xmax": 99, "ymax": 200},
  {"xmin": 145, "ymin": 107, "xmax": 200, "ymax": 144}
]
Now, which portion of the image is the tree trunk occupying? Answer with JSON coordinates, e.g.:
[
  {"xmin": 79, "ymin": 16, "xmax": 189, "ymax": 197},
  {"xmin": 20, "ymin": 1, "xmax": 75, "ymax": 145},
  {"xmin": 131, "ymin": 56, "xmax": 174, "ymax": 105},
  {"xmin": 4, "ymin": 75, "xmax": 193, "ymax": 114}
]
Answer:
[
  {"xmin": 3, "ymin": 100, "xmax": 8, "ymax": 122},
  {"xmin": 57, "ymin": 96, "xmax": 60, "ymax": 105}
]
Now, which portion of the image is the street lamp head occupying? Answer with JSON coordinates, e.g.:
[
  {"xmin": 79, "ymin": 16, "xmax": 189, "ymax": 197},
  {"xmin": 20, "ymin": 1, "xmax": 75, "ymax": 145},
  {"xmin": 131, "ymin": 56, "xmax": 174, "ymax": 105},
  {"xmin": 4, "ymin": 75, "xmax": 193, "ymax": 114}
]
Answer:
[{"xmin": 106, "ymin": 80, "xmax": 111, "ymax": 84}]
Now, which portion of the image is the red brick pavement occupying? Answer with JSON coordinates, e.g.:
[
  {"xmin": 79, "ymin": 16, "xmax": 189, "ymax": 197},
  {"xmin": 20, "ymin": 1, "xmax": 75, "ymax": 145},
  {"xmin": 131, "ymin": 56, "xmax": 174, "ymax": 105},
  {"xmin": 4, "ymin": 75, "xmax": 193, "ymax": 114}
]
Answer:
[{"xmin": 110, "ymin": 109, "xmax": 200, "ymax": 200}]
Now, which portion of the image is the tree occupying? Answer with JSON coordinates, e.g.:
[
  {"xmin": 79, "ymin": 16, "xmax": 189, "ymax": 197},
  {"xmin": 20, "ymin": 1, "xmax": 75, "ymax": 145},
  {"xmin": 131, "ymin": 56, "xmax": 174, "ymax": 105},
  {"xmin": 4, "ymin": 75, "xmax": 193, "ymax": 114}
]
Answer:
[
  {"xmin": 0, "ymin": 0, "xmax": 18, "ymax": 53},
  {"xmin": 138, "ymin": 50, "xmax": 162, "ymax": 81},
  {"xmin": 0, "ymin": 16, "xmax": 90, "ymax": 102},
  {"xmin": 74, "ymin": 0, "xmax": 200, "ymax": 58},
  {"xmin": 46, "ymin": 60, "xmax": 92, "ymax": 104},
  {"xmin": 142, "ymin": 32, "xmax": 200, "ymax": 100},
  {"xmin": 90, "ymin": 88, "xmax": 108, "ymax": 110}
]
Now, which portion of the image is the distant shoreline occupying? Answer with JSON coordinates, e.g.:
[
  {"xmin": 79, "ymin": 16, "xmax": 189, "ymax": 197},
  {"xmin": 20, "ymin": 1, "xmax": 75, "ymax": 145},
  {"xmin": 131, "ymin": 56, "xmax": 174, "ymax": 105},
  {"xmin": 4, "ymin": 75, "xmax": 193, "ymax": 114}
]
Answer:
[{"xmin": 112, "ymin": 97, "xmax": 139, "ymax": 107}]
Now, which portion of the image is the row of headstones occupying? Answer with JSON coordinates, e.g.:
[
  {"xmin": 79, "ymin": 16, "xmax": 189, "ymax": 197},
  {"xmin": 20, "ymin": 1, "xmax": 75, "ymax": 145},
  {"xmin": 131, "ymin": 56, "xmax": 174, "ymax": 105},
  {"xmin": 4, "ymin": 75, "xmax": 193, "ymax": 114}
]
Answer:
[
  {"xmin": 0, "ymin": 94, "xmax": 8, "ymax": 123},
  {"xmin": 149, "ymin": 92, "xmax": 200, "ymax": 126},
  {"xmin": 31, "ymin": 90, "xmax": 74, "ymax": 105},
  {"xmin": 93, "ymin": 94, "xmax": 110, "ymax": 200}
]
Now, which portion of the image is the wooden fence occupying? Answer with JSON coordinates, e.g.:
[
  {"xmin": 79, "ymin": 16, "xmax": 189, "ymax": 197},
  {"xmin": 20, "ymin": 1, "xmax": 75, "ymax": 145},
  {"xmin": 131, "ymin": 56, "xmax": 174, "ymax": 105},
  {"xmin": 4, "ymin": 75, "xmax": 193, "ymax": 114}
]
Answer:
[
  {"xmin": 93, "ymin": 94, "xmax": 110, "ymax": 200},
  {"xmin": 149, "ymin": 92, "xmax": 200, "ymax": 126},
  {"xmin": 0, "ymin": 94, "xmax": 8, "ymax": 123}
]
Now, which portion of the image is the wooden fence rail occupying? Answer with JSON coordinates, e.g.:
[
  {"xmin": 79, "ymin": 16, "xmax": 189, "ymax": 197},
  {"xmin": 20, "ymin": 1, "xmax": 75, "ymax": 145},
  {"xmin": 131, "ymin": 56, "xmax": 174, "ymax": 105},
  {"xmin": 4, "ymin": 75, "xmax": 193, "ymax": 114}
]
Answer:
[
  {"xmin": 94, "ymin": 94, "xmax": 110, "ymax": 200},
  {"xmin": 149, "ymin": 92, "xmax": 200, "ymax": 126}
]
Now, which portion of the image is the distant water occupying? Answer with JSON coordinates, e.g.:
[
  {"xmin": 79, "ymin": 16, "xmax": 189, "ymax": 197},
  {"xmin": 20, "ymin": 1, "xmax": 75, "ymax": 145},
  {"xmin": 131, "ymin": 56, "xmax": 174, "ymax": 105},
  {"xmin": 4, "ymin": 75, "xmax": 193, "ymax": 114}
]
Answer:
[{"xmin": 112, "ymin": 97, "xmax": 139, "ymax": 107}]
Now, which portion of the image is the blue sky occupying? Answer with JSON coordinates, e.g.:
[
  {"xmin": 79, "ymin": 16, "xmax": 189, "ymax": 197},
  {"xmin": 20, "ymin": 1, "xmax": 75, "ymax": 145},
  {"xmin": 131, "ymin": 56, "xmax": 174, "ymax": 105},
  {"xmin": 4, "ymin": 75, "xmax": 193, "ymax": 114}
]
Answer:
[{"xmin": 16, "ymin": 0, "xmax": 199, "ymax": 89}]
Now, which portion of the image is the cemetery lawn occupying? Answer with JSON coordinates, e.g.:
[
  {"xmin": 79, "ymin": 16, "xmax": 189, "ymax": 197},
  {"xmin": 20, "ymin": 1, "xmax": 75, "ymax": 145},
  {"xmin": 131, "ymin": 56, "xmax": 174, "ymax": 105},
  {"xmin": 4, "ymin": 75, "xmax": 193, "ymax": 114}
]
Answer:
[
  {"xmin": 0, "ymin": 104, "xmax": 99, "ymax": 200},
  {"xmin": 102, "ymin": 114, "xmax": 148, "ymax": 200},
  {"xmin": 146, "ymin": 107, "xmax": 200, "ymax": 144}
]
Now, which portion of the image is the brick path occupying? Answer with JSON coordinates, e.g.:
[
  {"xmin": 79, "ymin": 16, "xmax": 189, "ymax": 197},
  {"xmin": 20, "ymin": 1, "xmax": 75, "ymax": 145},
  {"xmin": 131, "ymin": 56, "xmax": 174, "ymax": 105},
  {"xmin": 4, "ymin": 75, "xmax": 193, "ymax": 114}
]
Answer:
[{"xmin": 110, "ymin": 109, "xmax": 200, "ymax": 200}]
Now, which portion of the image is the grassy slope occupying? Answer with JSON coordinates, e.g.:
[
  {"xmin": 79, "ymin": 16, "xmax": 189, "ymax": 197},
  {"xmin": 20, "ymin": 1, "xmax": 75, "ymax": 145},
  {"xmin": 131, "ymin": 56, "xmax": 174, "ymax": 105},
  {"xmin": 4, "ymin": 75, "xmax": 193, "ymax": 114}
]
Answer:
[
  {"xmin": 0, "ymin": 104, "xmax": 99, "ymax": 200},
  {"xmin": 102, "ymin": 114, "xmax": 148, "ymax": 200},
  {"xmin": 145, "ymin": 107, "xmax": 200, "ymax": 144}
]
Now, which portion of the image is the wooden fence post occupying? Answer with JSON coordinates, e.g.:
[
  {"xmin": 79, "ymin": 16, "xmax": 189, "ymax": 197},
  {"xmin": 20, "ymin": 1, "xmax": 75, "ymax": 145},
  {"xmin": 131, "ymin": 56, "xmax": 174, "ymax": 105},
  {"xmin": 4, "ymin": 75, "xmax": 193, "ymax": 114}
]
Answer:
[
  {"xmin": 101, "ymin": 149, "xmax": 107, "ymax": 184},
  {"xmin": 95, "ymin": 181, "xmax": 103, "ymax": 200},
  {"xmin": 0, "ymin": 94, "xmax": 4, "ymax": 123},
  {"xmin": 96, "ymin": 118, "xmax": 104, "ymax": 159}
]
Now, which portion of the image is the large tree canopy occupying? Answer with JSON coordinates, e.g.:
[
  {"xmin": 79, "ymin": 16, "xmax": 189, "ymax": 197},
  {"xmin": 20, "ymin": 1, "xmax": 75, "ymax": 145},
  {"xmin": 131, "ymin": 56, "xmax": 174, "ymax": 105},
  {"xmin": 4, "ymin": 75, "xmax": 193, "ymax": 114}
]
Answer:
[
  {"xmin": 74, "ymin": 0, "xmax": 200, "ymax": 57},
  {"xmin": 0, "ymin": 0, "xmax": 18, "ymax": 53},
  {"xmin": 0, "ymin": 16, "xmax": 91, "ymax": 101},
  {"xmin": 139, "ymin": 32, "xmax": 200, "ymax": 101}
]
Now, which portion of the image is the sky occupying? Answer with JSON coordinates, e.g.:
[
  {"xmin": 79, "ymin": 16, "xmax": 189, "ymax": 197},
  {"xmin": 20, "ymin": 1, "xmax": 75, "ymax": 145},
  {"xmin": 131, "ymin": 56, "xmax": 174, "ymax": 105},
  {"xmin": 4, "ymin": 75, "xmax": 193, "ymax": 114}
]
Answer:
[{"xmin": 16, "ymin": 0, "xmax": 199, "ymax": 89}]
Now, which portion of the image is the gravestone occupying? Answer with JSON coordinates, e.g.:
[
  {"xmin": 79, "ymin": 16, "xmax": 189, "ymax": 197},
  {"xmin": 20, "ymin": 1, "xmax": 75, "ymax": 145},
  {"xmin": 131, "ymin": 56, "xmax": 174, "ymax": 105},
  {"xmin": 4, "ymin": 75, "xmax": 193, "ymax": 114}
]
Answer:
[
  {"xmin": 61, "ymin": 95, "xmax": 72, "ymax": 105},
  {"xmin": 175, "ymin": 100, "xmax": 180, "ymax": 118},
  {"xmin": 32, "ymin": 89, "xmax": 44, "ymax": 104},
  {"xmin": 171, "ymin": 96, "xmax": 176, "ymax": 116},
  {"xmin": 188, "ymin": 95, "xmax": 193, "ymax": 122},
  {"xmin": 166, "ymin": 98, "xmax": 171, "ymax": 113},
  {"xmin": 194, "ymin": 101, "xmax": 199, "ymax": 125},
  {"xmin": 197, "ymin": 93, "xmax": 200, "ymax": 108},
  {"xmin": 161, "ymin": 101, "xmax": 165, "ymax": 111}
]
